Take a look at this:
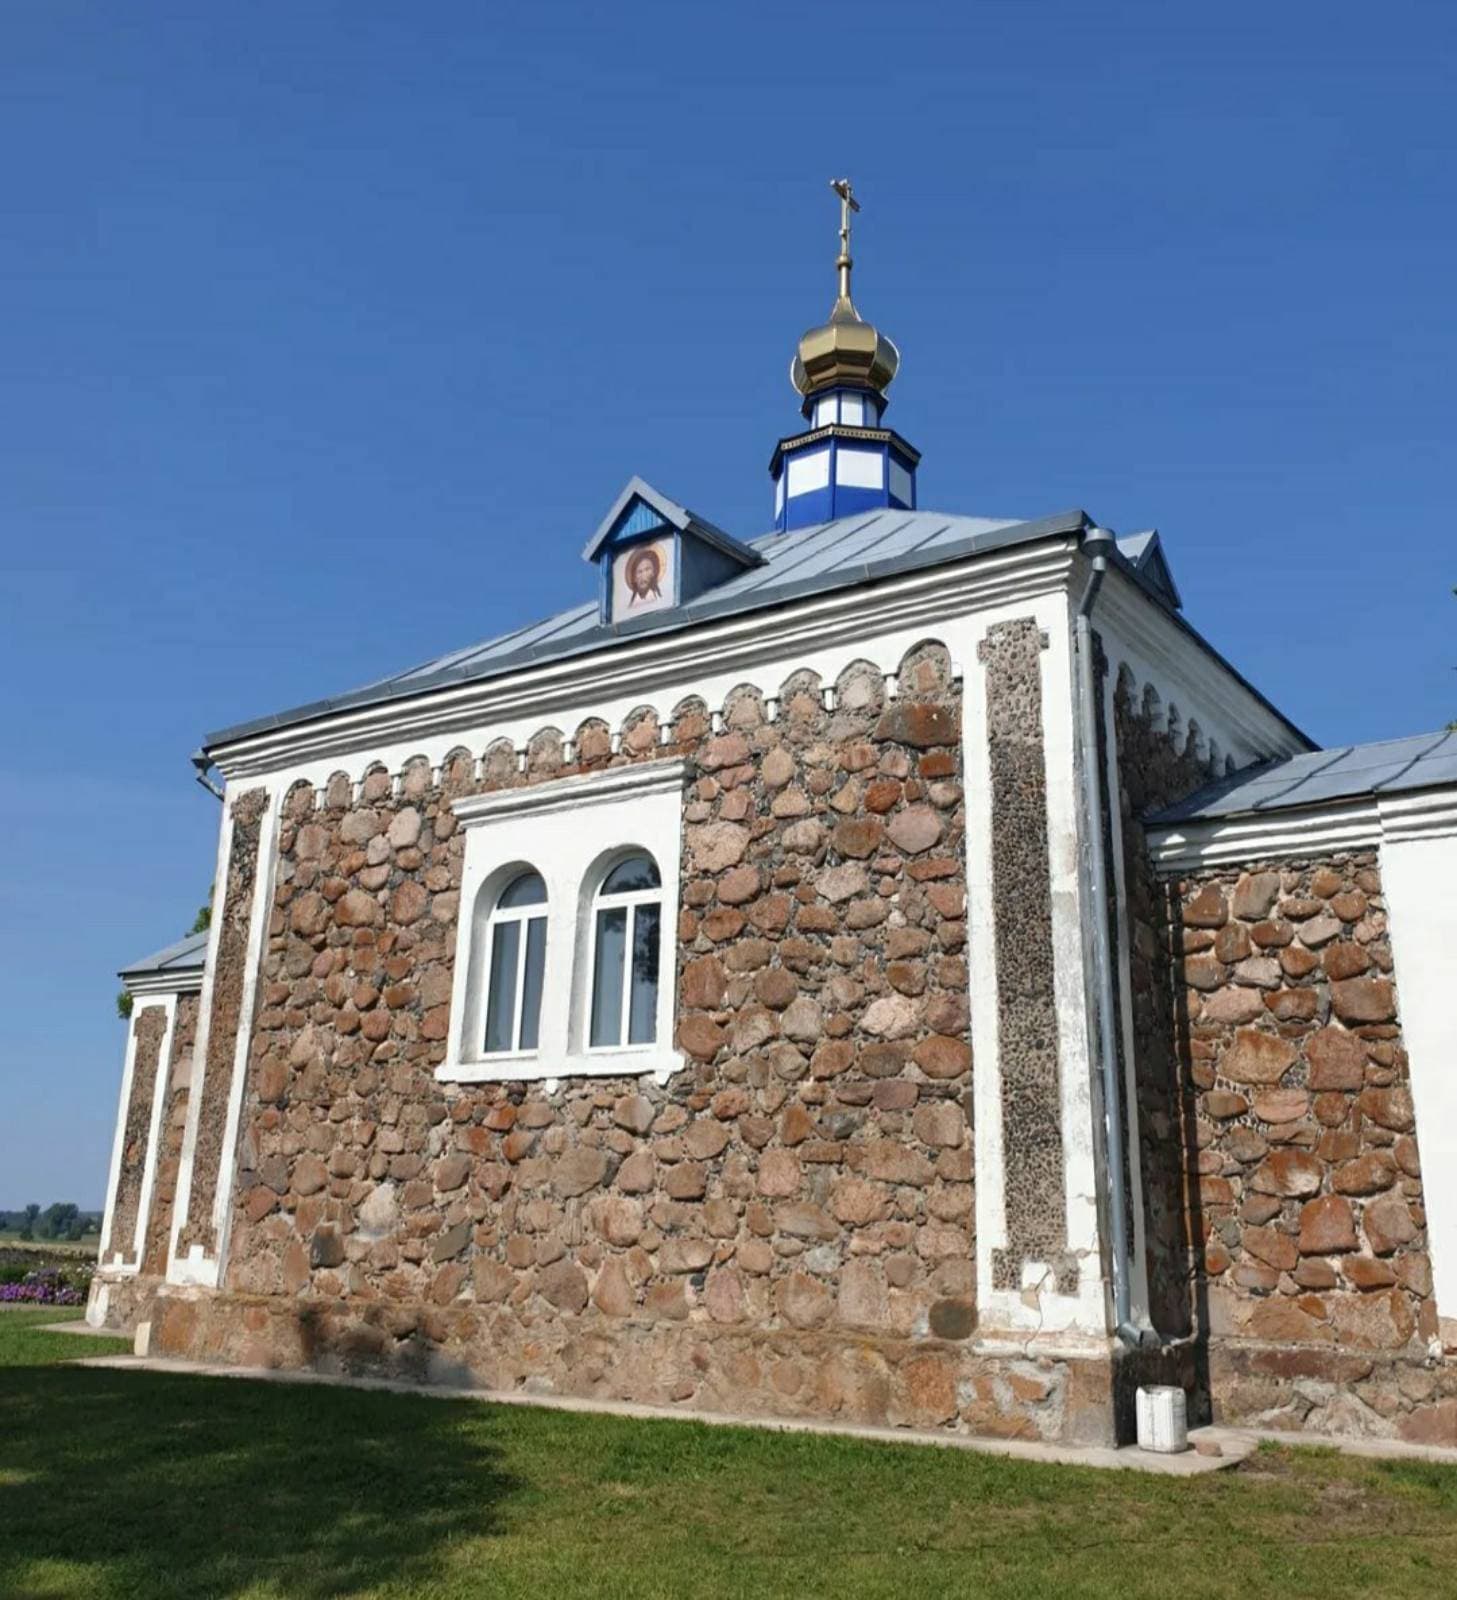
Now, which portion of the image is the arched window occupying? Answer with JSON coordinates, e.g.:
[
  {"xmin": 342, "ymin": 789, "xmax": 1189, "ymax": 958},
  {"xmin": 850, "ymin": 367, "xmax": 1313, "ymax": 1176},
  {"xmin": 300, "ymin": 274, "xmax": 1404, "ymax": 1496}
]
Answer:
[
  {"xmin": 588, "ymin": 852, "xmax": 662, "ymax": 1049},
  {"xmin": 482, "ymin": 869, "xmax": 547, "ymax": 1055}
]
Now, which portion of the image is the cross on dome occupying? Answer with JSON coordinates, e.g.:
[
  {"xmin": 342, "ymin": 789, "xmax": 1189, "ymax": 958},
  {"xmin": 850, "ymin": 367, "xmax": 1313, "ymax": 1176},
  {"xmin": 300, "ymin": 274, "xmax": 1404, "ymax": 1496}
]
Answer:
[{"xmin": 774, "ymin": 178, "xmax": 918, "ymax": 531}]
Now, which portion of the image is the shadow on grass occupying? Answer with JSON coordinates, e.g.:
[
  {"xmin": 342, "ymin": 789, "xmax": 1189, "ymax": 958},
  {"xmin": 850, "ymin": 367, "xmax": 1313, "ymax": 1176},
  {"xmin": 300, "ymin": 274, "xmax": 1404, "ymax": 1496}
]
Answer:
[{"xmin": 0, "ymin": 1362, "xmax": 519, "ymax": 1599}]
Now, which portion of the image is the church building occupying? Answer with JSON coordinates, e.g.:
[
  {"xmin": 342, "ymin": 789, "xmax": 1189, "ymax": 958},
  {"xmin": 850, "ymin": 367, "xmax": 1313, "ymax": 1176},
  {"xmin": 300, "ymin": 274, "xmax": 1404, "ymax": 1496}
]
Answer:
[{"xmin": 92, "ymin": 184, "xmax": 1457, "ymax": 1447}]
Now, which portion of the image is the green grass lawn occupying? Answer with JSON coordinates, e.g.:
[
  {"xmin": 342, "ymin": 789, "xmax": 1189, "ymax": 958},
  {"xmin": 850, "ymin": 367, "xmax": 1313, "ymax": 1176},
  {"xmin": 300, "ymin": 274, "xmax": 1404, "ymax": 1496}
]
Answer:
[
  {"xmin": 0, "ymin": 1307, "xmax": 129, "ymax": 1371},
  {"xmin": 4, "ymin": 1311, "xmax": 1457, "ymax": 1599}
]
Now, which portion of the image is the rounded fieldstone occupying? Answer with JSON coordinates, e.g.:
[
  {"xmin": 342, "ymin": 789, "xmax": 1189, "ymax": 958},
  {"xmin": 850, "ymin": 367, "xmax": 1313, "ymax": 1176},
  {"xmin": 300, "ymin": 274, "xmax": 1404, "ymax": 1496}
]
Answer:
[
  {"xmin": 780, "ymin": 996, "xmax": 823, "ymax": 1042},
  {"xmin": 553, "ymin": 1147, "xmax": 609, "ymax": 1198},
  {"xmin": 616, "ymin": 1150, "xmax": 655, "ymax": 1193},
  {"xmin": 678, "ymin": 1015, "xmax": 727, "ymax": 1059},
  {"xmin": 860, "ymin": 994, "xmax": 920, "ymax": 1040},
  {"xmin": 1332, "ymin": 978, "xmax": 1396, "ymax": 1024},
  {"xmin": 1220, "ymin": 1028, "xmax": 1297, "ymax": 1085},
  {"xmin": 717, "ymin": 866, "xmax": 762, "ymax": 905},
  {"xmin": 538, "ymin": 1259, "xmax": 589, "ymax": 1314},
  {"xmin": 912, "ymin": 1034, "xmax": 971, "ymax": 1079},
  {"xmin": 689, "ymin": 822, "xmax": 749, "ymax": 872},
  {"xmin": 831, "ymin": 818, "xmax": 885, "ymax": 859},
  {"xmin": 1251, "ymin": 1148, "xmax": 1322, "ymax": 1196},
  {"xmin": 334, "ymin": 889, "xmax": 383, "ymax": 928},
  {"xmin": 776, "ymin": 1271, "xmax": 832, "ymax": 1328},
  {"xmin": 762, "ymin": 747, "xmax": 795, "ymax": 789},
  {"xmin": 1184, "ymin": 886, "xmax": 1228, "ymax": 929},
  {"xmin": 1201, "ymin": 988, "xmax": 1266, "ymax": 1025},
  {"xmin": 612, "ymin": 1094, "xmax": 656, "ymax": 1135},
  {"xmin": 292, "ymin": 1154, "xmax": 328, "ymax": 1196},
  {"xmin": 1306, "ymin": 1027, "xmax": 1366, "ymax": 1091},
  {"xmin": 757, "ymin": 1149, "xmax": 801, "ymax": 1196},
  {"xmin": 887, "ymin": 805, "xmax": 942, "ymax": 856},
  {"xmin": 684, "ymin": 1119, "xmax": 731, "ymax": 1159},
  {"xmin": 1231, "ymin": 871, "xmax": 1281, "ymax": 920},
  {"xmin": 435, "ymin": 1153, "xmax": 470, "ymax": 1192}
]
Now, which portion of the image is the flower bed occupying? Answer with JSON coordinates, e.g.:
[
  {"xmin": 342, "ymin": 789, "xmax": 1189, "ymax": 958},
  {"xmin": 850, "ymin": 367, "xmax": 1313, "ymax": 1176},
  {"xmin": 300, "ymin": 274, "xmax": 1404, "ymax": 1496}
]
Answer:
[{"xmin": 0, "ymin": 1269, "xmax": 84, "ymax": 1306}]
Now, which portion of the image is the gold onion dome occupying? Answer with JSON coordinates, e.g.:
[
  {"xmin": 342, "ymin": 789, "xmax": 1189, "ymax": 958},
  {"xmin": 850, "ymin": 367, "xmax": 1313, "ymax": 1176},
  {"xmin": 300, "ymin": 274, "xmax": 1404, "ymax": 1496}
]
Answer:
[{"xmin": 791, "ymin": 179, "xmax": 900, "ymax": 401}]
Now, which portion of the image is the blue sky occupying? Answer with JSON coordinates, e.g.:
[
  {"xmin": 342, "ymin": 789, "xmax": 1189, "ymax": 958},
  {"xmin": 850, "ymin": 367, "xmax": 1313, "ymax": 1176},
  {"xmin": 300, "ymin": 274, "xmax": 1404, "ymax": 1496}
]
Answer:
[{"xmin": 2, "ymin": 1, "xmax": 1453, "ymax": 1206}]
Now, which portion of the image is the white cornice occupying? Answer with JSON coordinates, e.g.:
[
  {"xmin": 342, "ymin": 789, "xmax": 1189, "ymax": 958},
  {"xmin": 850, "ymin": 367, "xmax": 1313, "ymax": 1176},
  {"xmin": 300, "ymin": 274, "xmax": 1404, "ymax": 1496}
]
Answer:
[
  {"xmin": 1146, "ymin": 786, "xmax": 1457, "ymax": 872},
  {"xmin": 208, "ymin": 541, "xmax": 1079, "ymax": 780},
  {"xmin": 1379, "ymin": 789, "xmax": 1457, "ymax": 843},
  {"xmin": 123, "ymin": 972, "xmax": 205, "ymax": 998},
  {"xmin": 1146, "ymin": 799, "xmax": 1381, "ymax": 872},
  {"xmin": 451, "ymin": 758, "xmax": 692, "ymax": 826}
]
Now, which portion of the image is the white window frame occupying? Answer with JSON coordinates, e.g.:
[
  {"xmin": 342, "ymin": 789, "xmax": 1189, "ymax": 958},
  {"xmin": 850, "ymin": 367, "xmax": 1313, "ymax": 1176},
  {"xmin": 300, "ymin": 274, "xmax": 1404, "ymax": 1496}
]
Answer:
[
  {"xmin": 584, "ymin": 852, "xmax": 664, "ymax": 1054},
  {"xmin": 439, "ymin": 758, "xmax": 688, "ymax": 1086},
  {"xmin": 478, "ymin": 871, "xmax": 548, "ymax": 1059}
]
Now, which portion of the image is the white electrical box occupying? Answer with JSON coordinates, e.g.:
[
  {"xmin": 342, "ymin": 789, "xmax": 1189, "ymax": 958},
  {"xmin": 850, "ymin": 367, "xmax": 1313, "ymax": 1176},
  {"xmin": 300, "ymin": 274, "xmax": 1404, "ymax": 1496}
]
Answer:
[{"xmin": 1135, "ymin": 1385, "xmax": 1188, "ymax": 1453}]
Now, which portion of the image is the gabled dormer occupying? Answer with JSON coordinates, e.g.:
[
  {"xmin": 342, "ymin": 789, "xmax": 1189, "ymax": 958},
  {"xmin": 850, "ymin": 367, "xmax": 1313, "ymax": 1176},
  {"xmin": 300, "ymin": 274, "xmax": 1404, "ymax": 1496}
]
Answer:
[
  {"xmin": 583, "ymin": 476, "xmax": 764, "ymax": 627},
  {"xmin": 1115, "ymin": 529, "xmax": 1183, "ymax": 611}
]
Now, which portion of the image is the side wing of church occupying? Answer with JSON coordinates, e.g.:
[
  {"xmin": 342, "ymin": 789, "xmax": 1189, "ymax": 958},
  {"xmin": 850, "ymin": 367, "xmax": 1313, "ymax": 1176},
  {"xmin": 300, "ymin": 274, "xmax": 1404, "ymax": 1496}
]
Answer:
[{"xmin": 92, "ymin": 187, "xmax": 1457, "ymax": 1447}]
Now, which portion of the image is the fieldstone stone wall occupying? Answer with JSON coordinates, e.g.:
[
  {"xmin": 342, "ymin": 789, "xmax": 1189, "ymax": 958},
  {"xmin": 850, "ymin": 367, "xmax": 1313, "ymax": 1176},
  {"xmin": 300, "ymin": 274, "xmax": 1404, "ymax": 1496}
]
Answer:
[
  {"xmin": 149, "ymin": 641, "xmax": 1112, "ymax": 1442},
  {"xmin": 105, "ymin": 1004, "xmax": 169, "ymax": 1263},
  {"xmin": 1172, "ymin": 854, "xmax": 1452, "ymax": 1441},
  {"xmin": 140, "ymin": 992, "xmax": 199, "ymax": 1276},
  {"xmin": 1112, "ymin": 666, "xmax": 1220, "ymax": 1335},
  {"xmin": 178, "ymin": 789, "xmax": 268, "ymax": 1255}
]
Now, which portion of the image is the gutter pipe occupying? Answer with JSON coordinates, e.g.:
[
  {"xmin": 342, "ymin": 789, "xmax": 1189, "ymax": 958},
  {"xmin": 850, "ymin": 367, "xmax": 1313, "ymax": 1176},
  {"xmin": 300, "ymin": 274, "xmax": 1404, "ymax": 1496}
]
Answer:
[
  {"xmin": 1074, "ymin": 527, "xmax": 1157, "ymax": 1352},
  {"xmin": 191, "ymin": 748, "xmax": 225, "ymax": 802}
]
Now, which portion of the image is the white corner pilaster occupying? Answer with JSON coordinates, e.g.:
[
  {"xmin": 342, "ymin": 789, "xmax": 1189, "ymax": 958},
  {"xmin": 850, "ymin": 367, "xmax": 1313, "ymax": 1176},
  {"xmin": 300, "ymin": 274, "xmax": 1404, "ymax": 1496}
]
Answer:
[
  {"xmin": 167, "ymin": 798, "xmax": 235, "ymax": 1284},
  {"xmin": 1380, "ymin": 817, "xmax": 1457, "ymax": 1342},
  {"xmin": 964, "ymin": 592, "xmax": 1109, "ymax": 1342},
  {"xmin": 209, "ymin": 791, "xmax": 282, "ymax": 1281}
]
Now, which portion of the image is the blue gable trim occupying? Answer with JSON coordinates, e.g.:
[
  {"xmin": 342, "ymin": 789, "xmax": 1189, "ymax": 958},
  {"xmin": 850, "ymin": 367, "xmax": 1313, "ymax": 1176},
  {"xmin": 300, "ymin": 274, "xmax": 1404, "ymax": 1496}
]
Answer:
[
  {"xmin": 582, "ymin": 476, "xmax": 762, "ymax": 570},
  {"xmin": 608, "ymin": 496, "xmax": 673, "ymax": 544}
]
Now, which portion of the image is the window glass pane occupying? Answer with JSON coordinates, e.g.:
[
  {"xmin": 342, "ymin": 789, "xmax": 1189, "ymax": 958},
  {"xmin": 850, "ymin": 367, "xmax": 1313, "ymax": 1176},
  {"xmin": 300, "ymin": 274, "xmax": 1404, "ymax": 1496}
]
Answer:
[
  {"xmin": 602, "ymin": 853, "xmax": 660, "ymax": 894},
  {"xmin": 519, "ymin": 916, "xmax": 546, "ymax": 1051},
  {"xmin": 483, "ymin": 919, "xmax": 520, "ymax": 1052},
  {"xmin": 628, "ymin": 903, "xmax": 660, "ymax": 1045},
  {"xmin": 590, "ymin": 906, "xmax": 627, "ymax": 1047},
  {"xmin": 499, "ymin": 870, "xmax": 546, "ymax": 908}
]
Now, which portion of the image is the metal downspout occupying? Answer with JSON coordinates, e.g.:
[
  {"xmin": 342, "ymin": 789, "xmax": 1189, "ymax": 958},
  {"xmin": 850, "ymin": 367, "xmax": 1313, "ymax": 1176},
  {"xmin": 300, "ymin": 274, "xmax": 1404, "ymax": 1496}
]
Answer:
[
  {"xmin": 1074, "ymin": 529, "xmax": 1154, "ymax": 1352},
  {"xmin": 191, "ymin": 748, "xmax": 225, "ymax": 802}
]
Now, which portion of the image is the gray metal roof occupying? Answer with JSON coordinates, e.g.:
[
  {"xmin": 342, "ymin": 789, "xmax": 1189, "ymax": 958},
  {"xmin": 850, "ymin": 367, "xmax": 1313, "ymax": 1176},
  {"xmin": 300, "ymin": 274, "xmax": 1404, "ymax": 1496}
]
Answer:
[
  {"xmin": 118, "ymin": 930, "xmax": 209, "ymax": 981},
  {"xmin": 204, "ymin": 506, "xmax": 1087, "ymax": 749},
  {"xmin": 200, "ymin": 496, "xmax": 1308, "ymax": 756},
  {"xmin": 1148, "ymin": 729, "xmax": 1457, "ymax": 824}
]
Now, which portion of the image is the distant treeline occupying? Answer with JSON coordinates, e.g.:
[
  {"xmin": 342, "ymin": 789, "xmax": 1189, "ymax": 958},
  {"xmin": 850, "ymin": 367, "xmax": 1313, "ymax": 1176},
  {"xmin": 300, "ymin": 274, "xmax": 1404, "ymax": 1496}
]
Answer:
[{"xmin": 0, "ymin": 1204, "xmax": 102, "ymax": 1242}]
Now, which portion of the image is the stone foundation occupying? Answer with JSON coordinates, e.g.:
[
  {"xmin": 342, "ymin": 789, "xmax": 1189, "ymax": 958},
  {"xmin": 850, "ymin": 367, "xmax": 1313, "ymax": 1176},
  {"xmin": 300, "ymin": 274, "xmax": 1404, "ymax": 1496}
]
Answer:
[
  {"xmin": 150, "ymin": 1284, "xmax": 1157, "ymax": 1444},
  {"xmin": 1209, "ymin": 1339, "xmax": 1457, "ymax": 1443}
]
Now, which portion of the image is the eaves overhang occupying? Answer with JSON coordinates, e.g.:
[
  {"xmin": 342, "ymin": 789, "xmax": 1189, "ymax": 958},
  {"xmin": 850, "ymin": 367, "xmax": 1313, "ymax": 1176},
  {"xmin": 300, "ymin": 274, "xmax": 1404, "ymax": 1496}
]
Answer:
[
  {"xmin": 203, "ymin": 514, "xmax": 1091, "ymax": 780},
  {"xmin": 202, "ymin": 509, "xmax": 1091, "ymax": 763}
]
